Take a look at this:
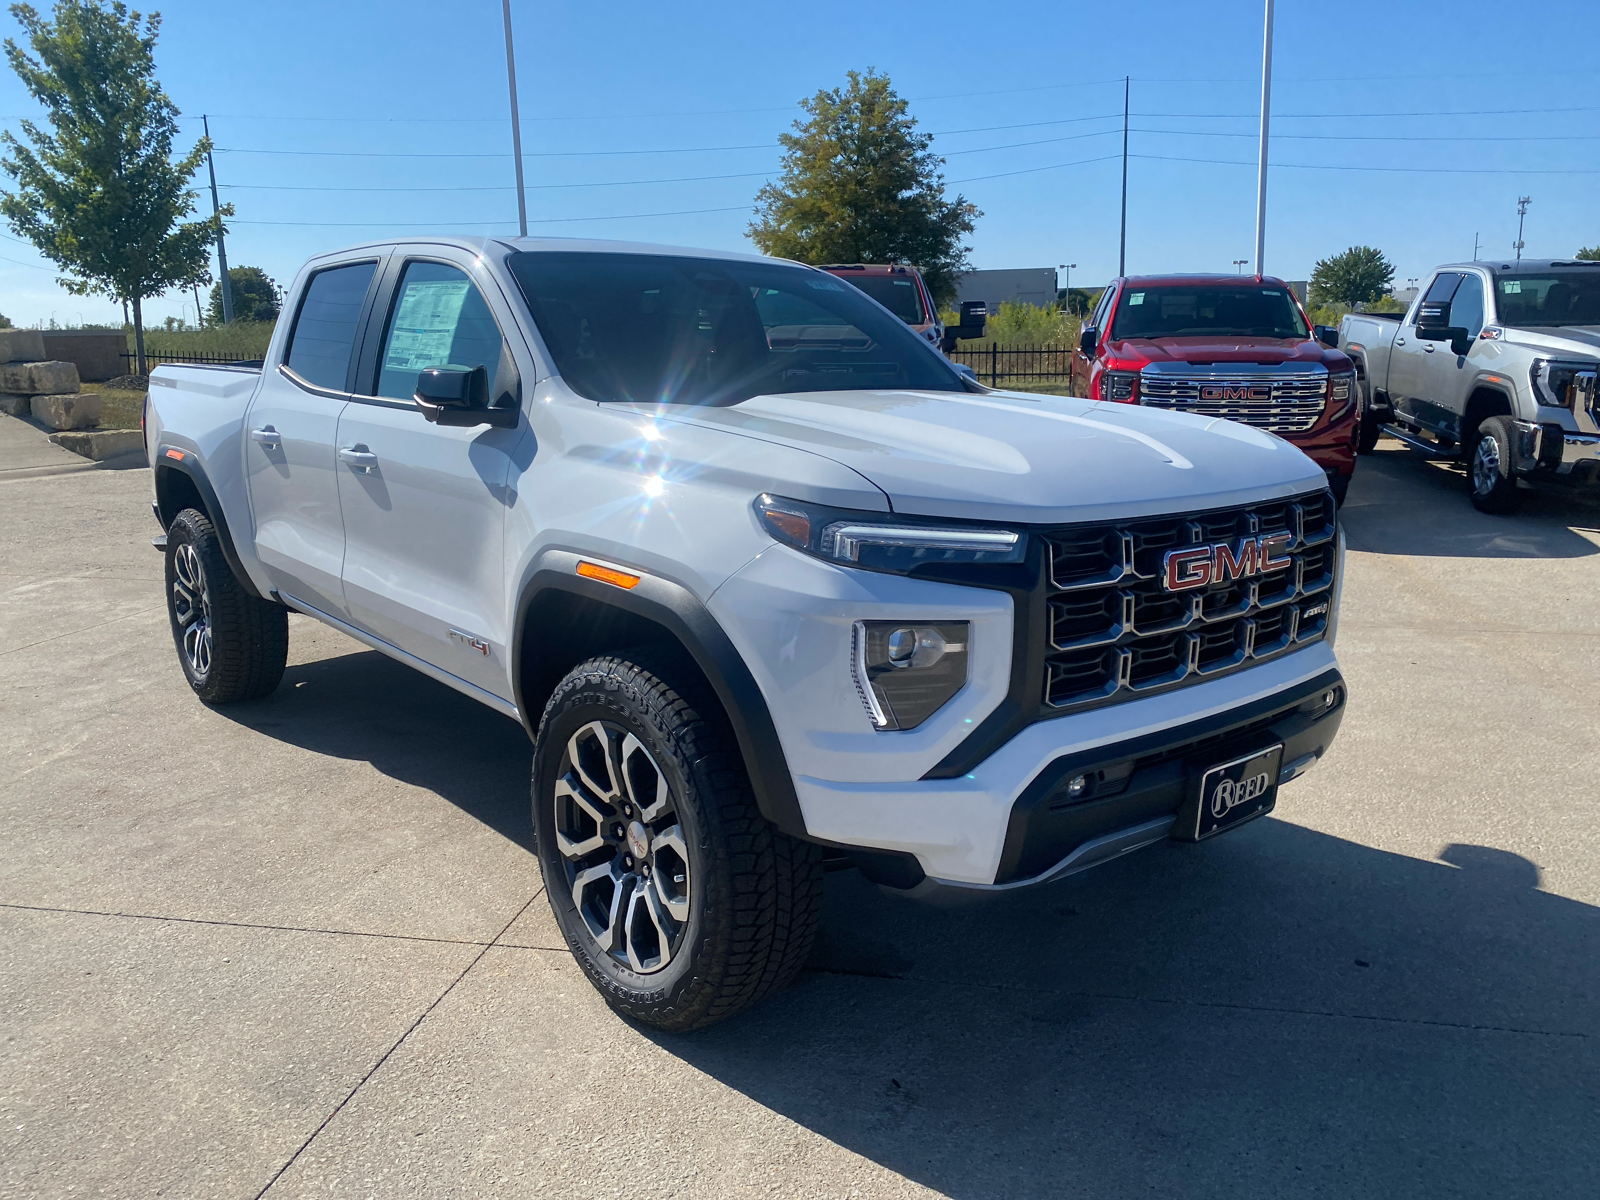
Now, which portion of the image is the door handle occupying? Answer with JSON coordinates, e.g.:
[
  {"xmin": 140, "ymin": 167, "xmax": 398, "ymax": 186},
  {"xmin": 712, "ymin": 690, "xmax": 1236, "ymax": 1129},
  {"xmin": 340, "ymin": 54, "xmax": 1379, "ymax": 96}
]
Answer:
[
  {"xmin": 250, "ymin": 426, "xmax": 281, "ymax": 450},
  {"xmin": 339, "ymin": 445, "xmax": 378, "ymax": 473},
  {"xmin": 1395, "ymin": 337, "xmax": 1406, "ymax": 346},
  {"xmin": 1423, "ymin": 343, "xmax": 1435, "ymax": 353}
]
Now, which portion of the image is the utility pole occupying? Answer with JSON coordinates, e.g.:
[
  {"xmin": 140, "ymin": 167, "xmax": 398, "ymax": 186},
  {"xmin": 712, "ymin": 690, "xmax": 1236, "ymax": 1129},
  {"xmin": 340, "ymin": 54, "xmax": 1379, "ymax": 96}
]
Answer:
[
  {"xmin": 502, "ymin": 0, "xmax": 528, "ymax": 237},
  {"xmin": 202, "ymin": 115, "xmax": 233, "ymax": 325},
  {"xmin": 1118, "ymin": 77, "xmax": 1129, "ymax": 277},
  {"xmin": 1059, "ymin": 263, "xmax": 1076, "ymax": 312},
  {"xmin": 1472, "ymin": 232, "xmax": 1480, "ymax": 261},
  {"xmin": 1515, "ymin": 196, "xmax": 1531, "ymax": 260},
  {"xmin": 1254, "ymin": 0, "xmax": 1275, "ymax": 278}
]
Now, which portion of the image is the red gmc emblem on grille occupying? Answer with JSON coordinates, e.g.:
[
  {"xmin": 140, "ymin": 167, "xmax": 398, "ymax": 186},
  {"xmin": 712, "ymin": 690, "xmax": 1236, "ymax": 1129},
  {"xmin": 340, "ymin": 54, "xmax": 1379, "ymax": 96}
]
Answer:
[
  {"xmin": 1162, "ymin": 534, "xmax": 1294, "ymax": 592},
  {"xmin": 1200, "ymin": 385, "xmax": 1272, "ymax": 401}
]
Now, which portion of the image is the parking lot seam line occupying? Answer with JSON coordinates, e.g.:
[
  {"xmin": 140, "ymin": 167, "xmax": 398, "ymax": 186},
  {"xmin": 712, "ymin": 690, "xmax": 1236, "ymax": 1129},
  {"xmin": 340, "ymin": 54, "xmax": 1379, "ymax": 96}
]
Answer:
[
  {"xmin": 0, "ymin": 605, "xmax": 162, "ymax": 657},
  {"xmin": 250, "ymin": 889, "xmax": 544, "ymax": 1200},
  {"xmin": 806, "ymin": 967, "xmax": 1590, "ymax": 1041},
  {"xmin": 0, "ymin": 901, "xmax": 505, "ymax": 949}
]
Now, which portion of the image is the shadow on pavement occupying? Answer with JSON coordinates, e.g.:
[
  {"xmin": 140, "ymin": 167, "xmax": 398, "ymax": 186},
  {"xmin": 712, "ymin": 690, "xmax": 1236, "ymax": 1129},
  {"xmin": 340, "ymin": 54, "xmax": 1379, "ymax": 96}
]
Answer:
[
  {"xmin": 216, "ymin": 640, "xmax": 1599, "ymax": 1197},
  {"xmin": 1343, "ymin": 445, "xmax": 1600, "ymax": 559},
  {"xmin": 216, "ymin": 646, "xmax": 534, "ymax": 849},
  {"xmin": 655, "ymin": 820, "xmax": 1599, "ymax": 1199}
]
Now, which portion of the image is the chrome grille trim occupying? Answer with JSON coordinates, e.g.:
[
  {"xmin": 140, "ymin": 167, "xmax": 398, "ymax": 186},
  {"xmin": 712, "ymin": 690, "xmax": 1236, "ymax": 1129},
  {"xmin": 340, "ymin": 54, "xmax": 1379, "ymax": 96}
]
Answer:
[
  {"xmin": 1138, "ymin": 370, "xmax": 1329, "ymax": 433},
  {"xmin": 1041, "ymin": 490, "xmax": 1337, "ymax": 712}
]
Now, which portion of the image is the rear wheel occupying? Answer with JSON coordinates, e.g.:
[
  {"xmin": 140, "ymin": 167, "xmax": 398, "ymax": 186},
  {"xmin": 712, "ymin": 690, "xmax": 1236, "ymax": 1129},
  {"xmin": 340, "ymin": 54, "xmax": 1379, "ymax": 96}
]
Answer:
[
  {"xmin": 164, "ymin": 508, "xmax": 288, "ymax": 703},
  {"xmin": 1355, "ymin": 379, "xmax": 1382, "ymax": 454},
  {"xmin": 532, "ymin": 651, "xmax": 823, "ymax": 1031},
  {"xmin": 1466, "ymin": 415, "xmax": 1523, "ymax": 514},
  {"xmin": 1329, "ymin": 473, "xmax": 1351, "ymax": 508}
]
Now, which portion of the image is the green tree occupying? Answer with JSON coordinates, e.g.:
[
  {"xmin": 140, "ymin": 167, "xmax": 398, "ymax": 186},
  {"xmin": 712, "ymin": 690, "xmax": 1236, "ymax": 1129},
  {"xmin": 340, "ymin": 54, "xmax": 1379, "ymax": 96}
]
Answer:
[
  {"xmin": 1575, "ymin": 246, "xmax": 1600, "ymax": 261},
  {"xmin": 0, "ymin": 1, "xmax": 224, "ymax": 374},
  {"xmin": 207, "ymin": 265, "xmax": 280, "ymax": 324},
  {"xmin": 0, "ymin": 311, "xmax": 11, "ymax": 328},
  {"xmin": 1309, "ymin": 246, "xmax": 1395, "ymax": 308},
  {"xmin": 749, "ymin": 70, "xmax": 979, "ymax": 308}
]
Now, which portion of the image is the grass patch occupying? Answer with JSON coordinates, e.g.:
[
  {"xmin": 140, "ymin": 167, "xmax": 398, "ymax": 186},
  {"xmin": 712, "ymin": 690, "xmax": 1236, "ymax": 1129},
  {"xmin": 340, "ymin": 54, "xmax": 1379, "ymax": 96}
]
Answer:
[
  {"xmin": 134, "ymin": 321, "xmax": 276, "ymax": 360},
  {"xmin": 80, "ymin": 381, "xmax": 145, "ymax": 430}
]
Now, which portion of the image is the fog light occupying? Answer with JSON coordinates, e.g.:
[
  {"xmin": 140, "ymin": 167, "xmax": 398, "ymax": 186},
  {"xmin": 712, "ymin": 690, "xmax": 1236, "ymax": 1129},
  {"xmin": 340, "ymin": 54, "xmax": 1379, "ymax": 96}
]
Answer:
[
  {"xmin": 853, "ymin": 620, "xmax": 969, "ymax": 730},
  {"xmin": 1066, "ymin": 774, "xmax": 1088, "ymax": 798}
]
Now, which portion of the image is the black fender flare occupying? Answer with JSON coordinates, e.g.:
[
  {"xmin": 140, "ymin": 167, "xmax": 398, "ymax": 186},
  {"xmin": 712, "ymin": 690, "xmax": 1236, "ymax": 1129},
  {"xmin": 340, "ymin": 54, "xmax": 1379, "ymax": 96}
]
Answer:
[
  {"xmin": 511, "ymin": 552, "xmax": 808, "ymax": 839},
  {"xmin": 153, "ymin": 448, "xmax": 266, "ymax": 600}
]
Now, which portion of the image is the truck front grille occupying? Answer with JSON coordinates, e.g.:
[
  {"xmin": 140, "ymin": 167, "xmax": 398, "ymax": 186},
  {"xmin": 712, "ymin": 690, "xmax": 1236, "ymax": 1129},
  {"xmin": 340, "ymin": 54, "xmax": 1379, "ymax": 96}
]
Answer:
[
  {"xmin": 1138, "ymin": 372, "xmax": 1327, "ymax": 433},
  {"xmin": 1040, "ymin": 490, "xmax": 1337, "ymax": 711}
]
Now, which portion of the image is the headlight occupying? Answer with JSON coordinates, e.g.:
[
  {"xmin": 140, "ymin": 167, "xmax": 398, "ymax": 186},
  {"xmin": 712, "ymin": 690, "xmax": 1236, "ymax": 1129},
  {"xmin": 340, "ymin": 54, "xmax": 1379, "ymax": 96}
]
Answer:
[
  {"xmin": 853, "ymin": 620, "xmax": 969, "ymax": 729},
  {"xmin": 1327, "ymin": 370, "xmax": 1355, "ymax": 419},
  {"xmin": 754, "ymin": 494, "xmax": 1025, "ymax": 575},
  {"xmin": 1530, "ymin": 359, "xmax": 1597, "ymax": 410},
  {"xmin": 1101, "ymin": 370, "xmax": 1137, "ymax": 402}
]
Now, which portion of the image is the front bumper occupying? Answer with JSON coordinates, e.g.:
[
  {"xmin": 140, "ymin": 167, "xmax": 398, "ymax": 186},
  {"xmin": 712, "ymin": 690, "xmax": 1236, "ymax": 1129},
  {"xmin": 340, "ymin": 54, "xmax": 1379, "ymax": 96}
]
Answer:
[{"xmin": 1510, "ymin": 420, "xmax": 1600, "ymax": 484}]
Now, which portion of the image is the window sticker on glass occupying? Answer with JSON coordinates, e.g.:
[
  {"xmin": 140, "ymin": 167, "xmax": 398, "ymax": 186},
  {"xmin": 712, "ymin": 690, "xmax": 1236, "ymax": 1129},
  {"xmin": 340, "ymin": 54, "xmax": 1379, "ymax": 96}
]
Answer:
[
  {"xmin": 1503, "ymin": 280, "xmax": 1522, "ymax": 294},
  {"xmin": 806, "ymin": 277, "xmax": 844, "ymax": 291},
  {"xmin": 1128, "ymin": 292, "xmax": 1145, "ymax": 305},
  {"xmin": 383, "ymin": 280, "xmax": 471, "ymax": 371}
]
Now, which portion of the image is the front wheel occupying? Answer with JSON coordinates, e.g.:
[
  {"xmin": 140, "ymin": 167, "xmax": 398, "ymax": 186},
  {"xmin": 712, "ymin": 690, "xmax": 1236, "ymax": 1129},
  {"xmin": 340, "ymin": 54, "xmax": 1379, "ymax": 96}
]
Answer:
[
  {"xmin": 165, "ymin": 508, "xmax": 288, "ymax": 703},
  {"xmin": 1466, "ymin": 415, "xmax": 1523, "ymax": 514},
  {"xmin": 532, "ymin": 652, "xmax": 823, "ymax": 1031}
]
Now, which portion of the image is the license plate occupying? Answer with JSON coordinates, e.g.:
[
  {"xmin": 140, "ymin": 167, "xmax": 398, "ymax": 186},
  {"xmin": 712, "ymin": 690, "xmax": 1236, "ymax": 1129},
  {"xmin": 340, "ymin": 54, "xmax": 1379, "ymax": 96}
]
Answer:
[{"xmin": 1188, "ymin": 744, "xmax": 1283, "ymax": 840}]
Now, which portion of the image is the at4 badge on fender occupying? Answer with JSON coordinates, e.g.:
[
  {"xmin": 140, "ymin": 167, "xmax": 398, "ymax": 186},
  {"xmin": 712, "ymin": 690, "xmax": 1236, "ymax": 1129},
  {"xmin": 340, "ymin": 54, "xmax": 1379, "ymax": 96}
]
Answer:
[{"xmin": 1162, "ymin": 533, "xmax": 1293, "ymax": 593}]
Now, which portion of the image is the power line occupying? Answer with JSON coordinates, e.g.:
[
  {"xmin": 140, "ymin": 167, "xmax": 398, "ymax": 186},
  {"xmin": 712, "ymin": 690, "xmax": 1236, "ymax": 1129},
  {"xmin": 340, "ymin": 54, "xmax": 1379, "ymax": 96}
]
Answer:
[
  {"xmin": 1134, "ymin": 127, "xmax": 1600, "ymax": 143},
  {"xmin": 1133, "ymin": 152, "xmax": 1600, "ymax": 175},
  {"xmin": 231, "ymin": 203, "xmax": 751, "ymax": 228},
  {"xmin": 950, "ymin": 153, "xmax": 1123, "ymax": 184},
  {"xmin": 220, "ymin": 169, "xmax": 774, "ymax": 193}
]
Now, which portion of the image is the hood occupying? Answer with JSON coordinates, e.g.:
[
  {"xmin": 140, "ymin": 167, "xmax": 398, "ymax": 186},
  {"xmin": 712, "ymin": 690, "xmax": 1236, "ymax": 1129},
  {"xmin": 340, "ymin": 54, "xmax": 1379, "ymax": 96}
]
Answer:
[
  {"xmin": 1109, "ymin": 334, "xmax": 1350, "ymax": 370},
  {"xmin": 665, "ymin": 389, "xmax": 1328, "ymax": 525},
  {"xmin": 1503, "ymin": 325, "xmax": 1600, "ymax": 359}
]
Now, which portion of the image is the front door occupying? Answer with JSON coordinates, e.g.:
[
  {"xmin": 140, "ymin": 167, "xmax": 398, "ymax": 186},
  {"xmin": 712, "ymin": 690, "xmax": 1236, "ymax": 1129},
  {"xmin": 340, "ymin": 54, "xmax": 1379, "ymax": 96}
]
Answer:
[
  {"xmin": 1388, "ymin": 271, "xmax": 1463, "ymax": 435},
  {"xmin": 243, "ymin": 258, "xmax": 381, "ymax": 617},
  {"xmin": 335, "ymin": 255, "xmax": 529, "ymax": 700}
]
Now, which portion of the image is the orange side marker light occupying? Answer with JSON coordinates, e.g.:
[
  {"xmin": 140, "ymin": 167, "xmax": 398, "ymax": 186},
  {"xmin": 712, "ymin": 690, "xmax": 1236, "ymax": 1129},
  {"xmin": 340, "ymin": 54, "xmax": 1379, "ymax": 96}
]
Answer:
[
  {"xmin": 576, "ymin": 560, "xmax": 641, "ymax": 590},
  {"xmin": 163, "ymin": 447, "xmax": 185, "ymax": 461}
]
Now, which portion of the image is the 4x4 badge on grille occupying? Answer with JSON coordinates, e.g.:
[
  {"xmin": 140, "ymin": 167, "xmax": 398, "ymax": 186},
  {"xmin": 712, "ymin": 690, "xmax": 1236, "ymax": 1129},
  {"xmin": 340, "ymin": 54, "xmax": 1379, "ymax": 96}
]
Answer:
[{"xmin": 1163, "ymin": 534, "xmax": 1293, "ymax": 592}]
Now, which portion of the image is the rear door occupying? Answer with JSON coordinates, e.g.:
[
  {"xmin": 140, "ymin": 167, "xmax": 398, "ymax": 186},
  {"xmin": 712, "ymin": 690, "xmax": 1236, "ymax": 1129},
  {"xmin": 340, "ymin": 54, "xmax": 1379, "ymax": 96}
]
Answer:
[
  {"xmin": 242, "ymin": 257, "xmax": 383, "ymax": 618},
  {"xmin": 1388, "ymin": 271, "xmax": 1461, "ymax": 433},
  {"xmin": 333, "ymin": 250, "xmax": 530, "ymax": 700}
]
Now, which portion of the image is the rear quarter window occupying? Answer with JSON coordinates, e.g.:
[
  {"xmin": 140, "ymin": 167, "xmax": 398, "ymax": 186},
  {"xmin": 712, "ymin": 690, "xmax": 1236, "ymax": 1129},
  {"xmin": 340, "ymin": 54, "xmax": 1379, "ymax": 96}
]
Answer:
[{"xmin": 285, "ymin": 261, "xmax": 378, "ymax": 391}]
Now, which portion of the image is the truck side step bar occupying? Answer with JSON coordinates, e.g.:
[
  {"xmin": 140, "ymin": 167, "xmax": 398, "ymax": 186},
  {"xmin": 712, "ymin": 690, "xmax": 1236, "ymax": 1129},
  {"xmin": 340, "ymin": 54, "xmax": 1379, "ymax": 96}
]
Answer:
[{"xmin": 1381, "ymin": 423, "xmax": 1456, "ymax": 460}]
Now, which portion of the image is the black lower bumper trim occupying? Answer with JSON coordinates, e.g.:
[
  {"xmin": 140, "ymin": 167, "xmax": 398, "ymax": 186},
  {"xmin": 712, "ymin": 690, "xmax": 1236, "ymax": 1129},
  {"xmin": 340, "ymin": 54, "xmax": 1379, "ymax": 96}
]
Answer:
[{"xmin": 993, "ymin": 667, "xmax": 1346, "ymax": 885}]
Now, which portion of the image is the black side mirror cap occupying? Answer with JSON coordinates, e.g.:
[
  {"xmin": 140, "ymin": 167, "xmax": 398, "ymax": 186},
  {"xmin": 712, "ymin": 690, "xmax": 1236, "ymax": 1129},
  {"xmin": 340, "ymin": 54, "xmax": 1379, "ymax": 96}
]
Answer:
[
  {"xmin": 1312, "ymin": 325, "xmax": 1339, "ymax": 348},
  {"xmin": 1414, "ymin": 301, "xmax": 1451, "ymax": 337},
  {"xmin": 1079, "ymin": 325, "xmax": 1099, "ymax": 356},
  {"xmin": 414, "ymin": 365, "xmax": 516, "ymax": 428}
]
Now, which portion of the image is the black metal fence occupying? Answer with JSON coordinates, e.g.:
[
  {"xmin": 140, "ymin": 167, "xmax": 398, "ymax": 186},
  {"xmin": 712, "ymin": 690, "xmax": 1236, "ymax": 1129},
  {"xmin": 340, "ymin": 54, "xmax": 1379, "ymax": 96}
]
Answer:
[
  {"xmin": 120, "ymin": 350, "xmax": 258, "ymax": 370},
  {"xmin": 947, "ymin": 344, "xmax": 1077, "ymax": 388}
]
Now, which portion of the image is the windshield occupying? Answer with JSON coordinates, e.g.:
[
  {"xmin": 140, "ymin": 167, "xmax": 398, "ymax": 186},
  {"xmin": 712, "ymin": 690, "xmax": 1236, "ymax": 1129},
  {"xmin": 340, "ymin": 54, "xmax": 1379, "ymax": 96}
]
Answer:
[
  {"xmin": 507, "ymin": 252, "xmax": 960, "ymax": 406},
  {"xmin": 836, "ymin": 272, "xmax": 927, "ymax": 324},
  {"xmin": 1493, "ymin": 272, "xmax": 1600, "ymax": 327},
  {"xmin": 1110, "ymin": 285, "xmax": 1309, "ymax": 340}
]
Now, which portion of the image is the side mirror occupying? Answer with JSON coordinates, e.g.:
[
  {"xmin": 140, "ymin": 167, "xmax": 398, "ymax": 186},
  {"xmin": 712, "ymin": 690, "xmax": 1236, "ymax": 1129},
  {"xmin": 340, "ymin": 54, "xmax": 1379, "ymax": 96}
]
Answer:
[
  {"xmin": 1079, "ymin": 325, "xmax": 1099, "ymax": 357},
  {"xmin": 940, "ymin": 301, "xmax": 989, "ymax": 352},
  {"xmin": 1312, "ymin": 325, "xmax": 1339, "ymax": 348},
  {"xmin": 414, "ymin": 365, "xmax": 515, "ymax": 428},
  {"xmin": 1414, "ymin": 301, "xmax": 1451, "ymax": 338}
]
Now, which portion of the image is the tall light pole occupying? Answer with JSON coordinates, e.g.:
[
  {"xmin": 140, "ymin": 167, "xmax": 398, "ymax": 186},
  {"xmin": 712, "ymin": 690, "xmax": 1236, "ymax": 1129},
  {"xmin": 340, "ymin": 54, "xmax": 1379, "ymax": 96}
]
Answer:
[
  {"xmin": 1118, "ymin": 77, "xmax": 1129, "ymax": 277},
  {"xmin": 202, "ymin": 115, "xmax": 233, "ymax": 324},
  {"xmin": 1233, "ymin": 259, "xmax": 1250, "ymax": 273},
  {"xmin": 1515, "ymin": 196, "xmax": 1531, "ymax": 260},
  {"xmin": 1059, "ymin": 263, "xmax": 1076, "ymax": 312},
  {"xmin": 1472, "ymin": 232, "xmax": 1481, "ymax": 261},
  {"xmin": 1253, "ymin": 0, "xmax": 1275, "ymax": 278},
  {"xmin": 502, "ymin": 0, "xmax": 528, "ymax": 237}
]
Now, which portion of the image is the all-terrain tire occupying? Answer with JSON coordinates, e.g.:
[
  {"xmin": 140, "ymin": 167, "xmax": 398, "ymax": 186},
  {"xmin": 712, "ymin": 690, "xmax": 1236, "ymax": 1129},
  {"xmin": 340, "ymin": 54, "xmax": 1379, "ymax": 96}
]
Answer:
[
  {"xmin": 532, "ymin": 650, "xmax": 823, "ymax": 1032},
  {"xmin": 1356, "ymin": 389, "xmax": 1382, "ymax": 455},
  {"xmin": 1465, "ymin": 415, "xmax": 1523, "ymax": 515},
  {"xmin": 1329, "ymin": 473, "xmax": 1351, "ymax": 508},
  {"xmin": 164, "ymin": 508, "xmax": 288, "ymax": 703}
]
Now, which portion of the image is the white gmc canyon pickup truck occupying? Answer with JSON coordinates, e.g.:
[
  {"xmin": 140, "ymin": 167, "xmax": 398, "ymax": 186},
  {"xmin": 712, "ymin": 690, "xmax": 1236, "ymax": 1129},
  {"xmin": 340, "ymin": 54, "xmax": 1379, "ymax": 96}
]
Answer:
[{"xmin": 145, "ymin": 236, "xmax": 1348, "ymax": 1029}]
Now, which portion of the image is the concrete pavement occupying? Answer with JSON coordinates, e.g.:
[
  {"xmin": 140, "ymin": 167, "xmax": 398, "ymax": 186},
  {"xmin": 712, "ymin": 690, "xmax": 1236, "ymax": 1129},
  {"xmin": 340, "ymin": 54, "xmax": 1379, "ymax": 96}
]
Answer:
[{"xmin": 1, "ymin": 443, "xmax": 1596, "ymax": 1198}]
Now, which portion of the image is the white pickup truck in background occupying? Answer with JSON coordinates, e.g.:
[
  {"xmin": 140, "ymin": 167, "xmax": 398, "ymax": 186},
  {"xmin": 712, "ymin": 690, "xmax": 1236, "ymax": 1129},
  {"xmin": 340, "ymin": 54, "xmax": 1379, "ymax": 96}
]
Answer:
[
  {"xmin": 1341, "ymin": 258, "xmax": 1600, "ymax": 513},
  {"xmin": 144, "ymin": 235, "xmax": 1348, "ymax": 1029}
]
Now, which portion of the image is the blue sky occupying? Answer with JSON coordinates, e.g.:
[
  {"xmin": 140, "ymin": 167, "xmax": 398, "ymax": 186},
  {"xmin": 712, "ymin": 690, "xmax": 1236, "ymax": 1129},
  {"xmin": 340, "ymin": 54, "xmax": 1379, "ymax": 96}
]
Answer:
[{"xmin": 2, "ymin": 0, "xmax": 1598, "ymax": 327}]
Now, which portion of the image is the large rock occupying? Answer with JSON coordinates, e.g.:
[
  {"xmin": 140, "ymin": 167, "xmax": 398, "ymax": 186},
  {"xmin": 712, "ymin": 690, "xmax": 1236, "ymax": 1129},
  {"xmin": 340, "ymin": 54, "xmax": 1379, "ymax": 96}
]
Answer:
[
  {"xmin": 0, "ymin": 359, "xmax": 79, "ymax": 395},
  {"xmin": 50, "ymin": 429, "xmax": 144, "ymax": 461},
  {"xmin": 0, "ymin": 393, "xmax": 31, "ymax": 417},
  {"xmin": 0, "ymin": 329, "xmax": 46, "ymax": 364},
  {"xmin": 31, "ymin": 391, "xmax": 100, "ymax": 430}
]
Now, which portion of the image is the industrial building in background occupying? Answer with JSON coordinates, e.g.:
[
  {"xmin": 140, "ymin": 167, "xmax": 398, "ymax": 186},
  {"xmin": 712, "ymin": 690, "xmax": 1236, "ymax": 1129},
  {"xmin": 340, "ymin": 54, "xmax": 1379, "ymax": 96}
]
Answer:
[{"xmin": 954, "ymin": 267, "xmax": 1062, "ymax": 312}]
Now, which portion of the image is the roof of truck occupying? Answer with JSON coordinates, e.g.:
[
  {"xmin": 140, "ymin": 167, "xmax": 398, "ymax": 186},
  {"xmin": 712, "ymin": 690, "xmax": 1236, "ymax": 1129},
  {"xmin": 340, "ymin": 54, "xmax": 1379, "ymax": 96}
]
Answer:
[
  {"xmin": 1114, "ymin": 273, "xmax": 1292, "ymax": 288},
  {"xmin": 1436, "ymin": 259, "xmax": 1600, "ymax": 272},
  {"xmin": 307, "ymin": 234, "xmax": 780, "ymax": 266}
]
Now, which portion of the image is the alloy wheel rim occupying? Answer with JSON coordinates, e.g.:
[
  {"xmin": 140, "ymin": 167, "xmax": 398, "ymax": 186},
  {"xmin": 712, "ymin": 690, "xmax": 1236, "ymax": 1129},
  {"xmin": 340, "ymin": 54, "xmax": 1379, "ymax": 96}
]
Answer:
[
  {"xmin": 172, "ymin": 542, "xmax": 212, "ymax": 677},
  {"xmin": 554, "ymin": 720, "xmax": 691, "ymax": 975},
  {"xmin": 1472, "ymin": 434, "xmax": 1501, "ymax": 495}
]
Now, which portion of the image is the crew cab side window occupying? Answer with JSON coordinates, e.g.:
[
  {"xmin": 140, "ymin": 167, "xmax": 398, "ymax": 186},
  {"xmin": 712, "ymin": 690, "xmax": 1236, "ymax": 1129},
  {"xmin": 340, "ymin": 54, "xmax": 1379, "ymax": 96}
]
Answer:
[
  {"xmin": 373, "ymin": 261, "xmax": 519, "ymax": 407},
  {"xmin": 284, "ymin": 261, "xmax": 378, "ymax": 391},
  {"xmin": 1451, "ymin": 273, "xmax": 1485, "ymax": 338}
]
